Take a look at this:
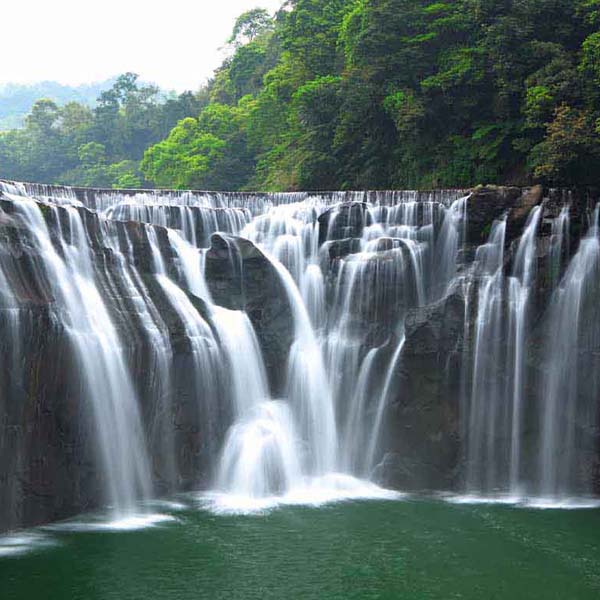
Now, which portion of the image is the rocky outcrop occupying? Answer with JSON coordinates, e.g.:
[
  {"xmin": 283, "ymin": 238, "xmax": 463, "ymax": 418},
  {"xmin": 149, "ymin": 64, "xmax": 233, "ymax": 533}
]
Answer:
[
  {"xmin": 0, "ymin": 195, "xmax": 229, "ymax": 532},
  {"xmin": 465, "ymin": 185, "xmax": 543, "ymax": 247},
  {"xmin": 377, "ymin": 294, "xmax": 465, "ymax": 490},
  {"xmin": 318, "ymin": 202, "xmax": 371, "ymax": 245},
  {"xmin": 373, "ymin": 184, "xmax": 600, "ymax": 494},
  {"xmin": 205, "ymin": 233, "xmax": 294, "ymax": 395},
  {"xmin": 320, "ymin": 237, "xmax": 362, "ymax": 261},
  {"xmin": 0, "ymin": 307, "xmax": 101, "ymax": 533}
]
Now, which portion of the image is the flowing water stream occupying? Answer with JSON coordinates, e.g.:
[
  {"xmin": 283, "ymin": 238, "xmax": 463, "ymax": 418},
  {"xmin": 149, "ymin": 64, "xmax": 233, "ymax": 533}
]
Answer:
[{"xmin": 0, "ymin": 180, "xmax": 599, "ymax": 530}]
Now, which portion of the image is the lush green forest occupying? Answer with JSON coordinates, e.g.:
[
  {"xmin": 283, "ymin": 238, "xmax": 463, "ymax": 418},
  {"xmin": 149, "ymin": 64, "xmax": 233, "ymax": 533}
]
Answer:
[
  {"xmin": 1, "ymin": 0, "xmax": 600, "ymax": 190},
  {"xmin": 0, "ymin": 74, "xmax": 205, "ymax": 188}
]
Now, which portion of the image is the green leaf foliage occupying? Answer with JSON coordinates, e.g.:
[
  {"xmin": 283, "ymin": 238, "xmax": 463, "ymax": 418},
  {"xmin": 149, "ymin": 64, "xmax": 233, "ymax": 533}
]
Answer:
[{"xmin": 2, "ymin": 1, "xmax": 600, "ymax": 190}]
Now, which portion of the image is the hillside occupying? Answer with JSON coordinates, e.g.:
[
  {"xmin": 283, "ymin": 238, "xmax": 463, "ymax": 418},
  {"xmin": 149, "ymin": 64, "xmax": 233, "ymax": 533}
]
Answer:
[
  {"xmin": 1, "ymin": 1, "xmax": 599, "ymax": 191},
  {"xmin": 0, "ymin": 80, "xmax": 115, "ymax": 130}
]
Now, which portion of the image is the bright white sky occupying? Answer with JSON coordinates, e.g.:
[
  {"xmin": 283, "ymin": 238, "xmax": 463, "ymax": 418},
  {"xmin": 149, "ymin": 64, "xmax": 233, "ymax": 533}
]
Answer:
[{"xmin": 2, "ymin": 0, "xmax": 283, "ymax": 91}]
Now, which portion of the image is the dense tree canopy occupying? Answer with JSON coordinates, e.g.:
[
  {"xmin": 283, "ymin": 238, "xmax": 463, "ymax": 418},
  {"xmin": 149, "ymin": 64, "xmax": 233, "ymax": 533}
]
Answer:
[
  {"xmin": 0, "ymin": 74, "xmax": 205, "ymax": 188},
  {"xmin": 1, "ymin": 1, "xmax": 599, "ymax": 190},
  {"xmin": 143, "ymin": 0, "xmax": 600, "ymax": 190}
]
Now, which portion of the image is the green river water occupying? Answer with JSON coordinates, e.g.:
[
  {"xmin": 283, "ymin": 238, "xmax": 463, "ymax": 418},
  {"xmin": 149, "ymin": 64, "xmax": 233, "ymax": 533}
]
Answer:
[{"xmin": 1, "ymin": 497, "xmax": 600, "ymax": 599}]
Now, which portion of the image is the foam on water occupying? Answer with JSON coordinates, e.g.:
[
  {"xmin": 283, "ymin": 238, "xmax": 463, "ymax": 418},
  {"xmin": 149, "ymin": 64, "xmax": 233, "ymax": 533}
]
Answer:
[
  {"xmin": 145, "ymin": 500, "xmax": 190, "ymax": 512},
  {"xmin": 201, "ymin": 474, "xmax": 403, "ymax": 515},
  {"xmin": 0, "ymin": 533, "xmax": 56, "ymax": 558},
  {"xmin": 442, "ymin": 493, "xmax": 600, "ymax": 510},
  {"xmin": 42, "ymin": 512, "xmax": 176, "ymax": 533},
  {"xmin": 522, "ymin": 497, "xmax": 600, "ymax": 510},
  {"xmin": 442, "ymin": 493, "xmax": 524, "ymax": 506}
]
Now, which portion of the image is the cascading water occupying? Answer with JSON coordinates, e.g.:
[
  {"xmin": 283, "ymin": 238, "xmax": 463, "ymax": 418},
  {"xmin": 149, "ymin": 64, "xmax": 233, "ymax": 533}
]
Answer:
[
  {"xmin": 465, "ymin": 218, "xmax": 508, "ymax": 493},
  {"xmin": 2, "ymin": 178, "xmax": 600, "ymax": 529},
  {"xmin": 539, "ymin": 207, "xmax": 600, "ymax": 500},
  {"xmin": 213, "ymin": 306, "xmax": 303, "ymax": 501},
  {"xmin": 548, "ymin": 204, "xmax": 570, "ymax": 290},
  {"xmin": 269, "ymin": 255, "xmax": 338, "ymax": 478},
  {"xmin": 148, "ymin": 233, "xmax": 224, "ymax": 476},
  {"xmin": 0, "ymin": 185, "xmax": 469, "ymax": 514},
  {"xmin": 465, "ymin": 207, "xmax": 543, "ymax": 497},
  {"xmin": 234, "ymin": 194, "xmax": 469, "ymax": 492},
  {"xmin": 506, "ymin": 206, "xmax": 542, "ymax": 493},
  {"xmin": 8, "ymin": 198, "xmax": 153, "ymax": 516}
]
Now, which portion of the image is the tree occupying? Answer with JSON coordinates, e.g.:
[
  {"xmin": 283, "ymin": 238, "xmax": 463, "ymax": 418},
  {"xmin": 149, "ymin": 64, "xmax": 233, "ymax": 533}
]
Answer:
[
  {"xmin": 140, "ymin": 118, "xmax": 225, "ymax": 189},
  {"xmin": 0, "ymin": 72, "xmax": 202, "ymax": 187},
  {"xmin": 25, "ymin": 98, "xmax": 61, "ymax": 134},
  {"xmin": 141, "ymin": 98, "xmax": 256, "ymax": 190},
  {"xmin": 228, "ymin": 8, "xmax": 274, "ymax": 46},
  {"xmin": 531, "ymin": 104, "xmax": 600, "ymax": 184}
]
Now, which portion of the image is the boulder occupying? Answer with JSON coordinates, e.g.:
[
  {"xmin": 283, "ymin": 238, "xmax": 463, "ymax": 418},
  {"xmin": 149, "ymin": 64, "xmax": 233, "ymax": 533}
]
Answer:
[
  {"xmin": 466, "ymin": 185, "xmax": 544, "ymax": 247},
  {"xmin": 205, "ymin": 233, "xmax": 294, "ymax": 395},
  {"xmin": 317, "ymin": 202, "xmax": 371, "ymax": 245}
]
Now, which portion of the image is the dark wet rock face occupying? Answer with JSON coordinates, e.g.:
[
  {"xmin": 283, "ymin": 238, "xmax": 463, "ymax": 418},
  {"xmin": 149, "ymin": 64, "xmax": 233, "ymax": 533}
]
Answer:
[
  {"xmin": 465, "ymin": 185, "xmax": 544, "ymax": 247},
  {"xmin": 378, "ymin": 294, "xmax": 465, "ymax": 491},
  {"xmin": 0, "ymin": 196, "xmax": 228, "ymax": 532},
  {"xmin": 0, "ymin": 307, "xmax": 101, "ymax": 533},
  {"xmin": 318, "ymin": 202, "xmax": 371, "ymax": 245},
  {"xmin": 205, "ymin": 233, "xmax": 294, "ymax": 395},
  {"xmin": 321, "ymin": 237, "xmax": 362, "ymax": 261},
  {"xmin": 372, "ymin": 185, "xmax": 600, "ymax": 494}
]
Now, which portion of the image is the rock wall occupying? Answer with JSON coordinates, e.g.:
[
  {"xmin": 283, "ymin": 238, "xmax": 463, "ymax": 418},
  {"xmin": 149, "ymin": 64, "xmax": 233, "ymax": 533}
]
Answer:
[
  {"xmin": 376, "ymin": 185, "xmax": 600, "ymax": 491},
  {"xmin": 1, "ymin": 182, "xmax": 600, "ymax": 533},
  {"xmin": 0, "ymin": 197, "xmax": 231, "ymax": 532},
  {"xmin": 205, "ymin": 233, "xmax": 294, "ymax": 396}
]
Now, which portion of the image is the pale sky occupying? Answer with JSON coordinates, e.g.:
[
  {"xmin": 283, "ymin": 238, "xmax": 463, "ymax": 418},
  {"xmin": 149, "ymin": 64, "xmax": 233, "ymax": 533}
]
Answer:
[{"xmin": 2, "ymin": 0, "xmax": 283, "ymax": 91}]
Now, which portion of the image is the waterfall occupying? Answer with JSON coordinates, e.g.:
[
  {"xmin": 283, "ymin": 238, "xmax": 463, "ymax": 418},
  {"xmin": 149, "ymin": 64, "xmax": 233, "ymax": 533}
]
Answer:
[
  {"xmin": 150, "ymin": 242, "xmax": 223, "ymax": 475},
  {"xmin": 214, "ymin": 307, "xmax": 302, "ymax": 499},
  {"xmin": 109, "ymin": 224, "xmax": 177, "ymax": 491},
  {"xmin": 539, "ymin": 207, "xmax": 600, "ymax": 499},
  {"xmin": 549, "ymin": 205, "xmax": 570, "ymax": 290},
  {"xmin": 465, "ymin": 219, "xmax": 508, "ymax": 493},
  {"xmin": 4, "ymin": 177, "xmax": 600, "ymax": 527},
  {"xmin": 365, "ymin": 336, "xmax": 406, "ymax": 475},
  {"xmin": 202, "ymin": 193, "xmax": 469, "ymax": 507},
  {"xmin": 464, "ymin": 206, "xmax": 544, "ymax": 496},
  {"xmin": 10, "ymin": 198, "xmax": 153, "ymax": 516},
  {"xmin": 340, "ymin": 348, "xmax": 379, "ymax": 474},
  {"xmin": 434, "ymin": 195, "xmax": 469, "ymax": 299},
  {"xmin": 506, "ymin": 205, "xmax": 542, "ymax": 493},
  {"xmin": 261, "ymin": 254, "xmax": 338, "ymax": 477}
]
